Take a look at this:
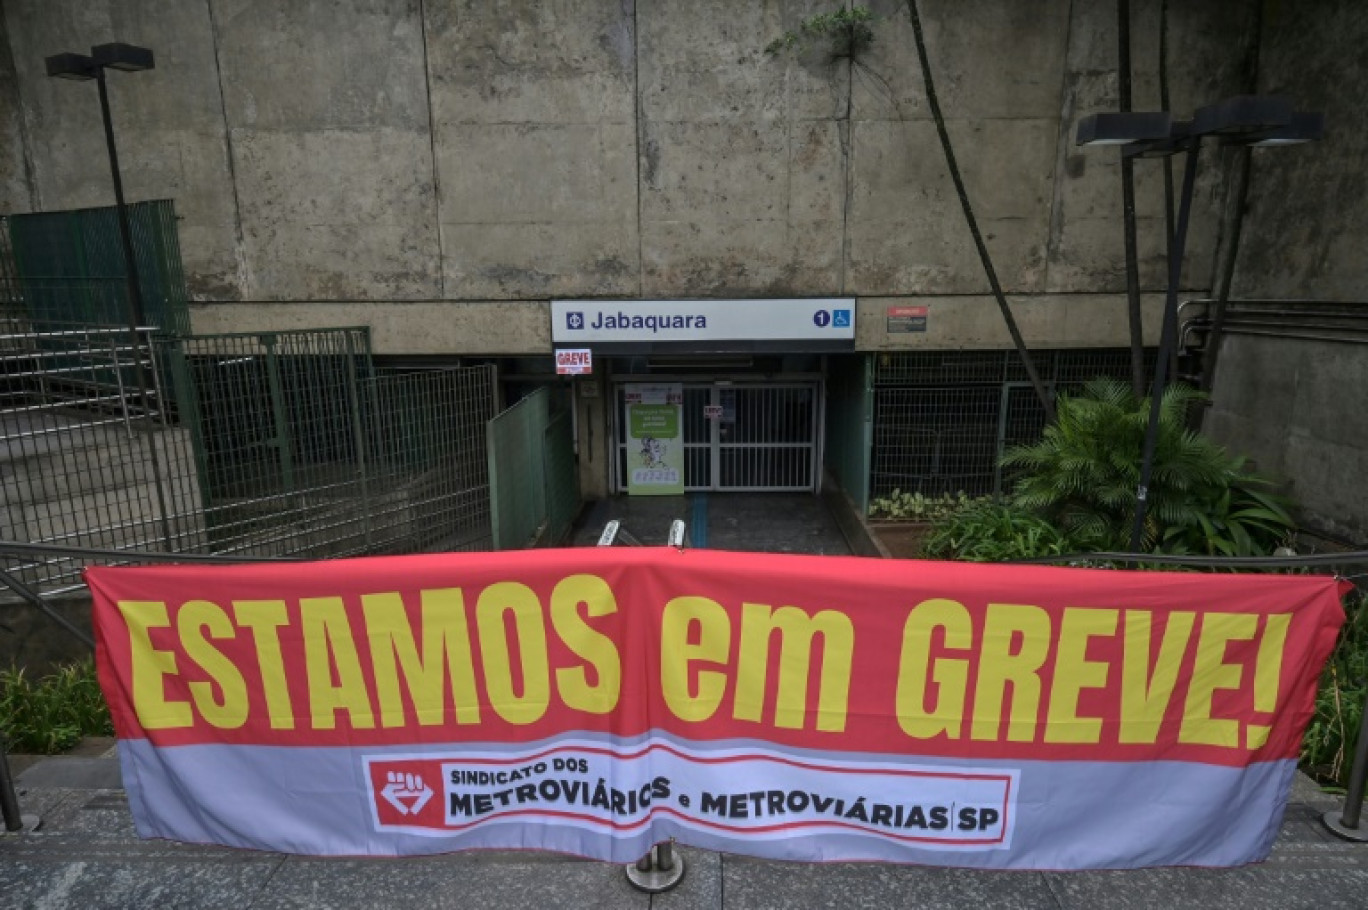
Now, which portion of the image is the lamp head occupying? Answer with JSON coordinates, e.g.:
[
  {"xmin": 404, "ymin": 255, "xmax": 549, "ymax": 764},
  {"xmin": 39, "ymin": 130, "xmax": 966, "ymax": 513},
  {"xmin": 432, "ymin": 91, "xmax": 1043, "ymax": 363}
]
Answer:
[
  {"xmin": 45, "ymin": 53, "xmax": 98, "ymax": 80},
  {"xmin": 1122, "ymin": 121, "xmax": 1196, "ymax": 159},
  {"xmin": 1193, "ymin": 95, "xmax": 1292, "ymax": 136},
  {"xmin": 90, "ymin": 43, "xmax": 155, "ymax": 72},
  {"xmin": 1246, "ymin": 111, "xmax": 1325, "ymax": 147},
  {"xmin": 1076, "ymin": 111, "xmax": 1173, "ymax": 147}
]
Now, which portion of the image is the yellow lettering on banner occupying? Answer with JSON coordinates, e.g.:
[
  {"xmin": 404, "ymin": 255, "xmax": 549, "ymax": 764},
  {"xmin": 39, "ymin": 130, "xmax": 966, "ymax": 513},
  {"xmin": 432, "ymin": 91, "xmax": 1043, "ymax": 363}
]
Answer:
[
  {"xmin": 1248, "ymin": 613, "xmax": 1292, "ymax": 749},
  {"xmin": 1179, "ymin": 612, "xmax": 1258, "ymax": 748},
  {"xmin": 733, "ymin": 603, "xmax": 853, "ymax": 732},
  {"xmin": 177, "ymin": 600, "xmax": 248, "ymax": 729},
  {"xmin": 118, "ymin": 601, "xmax": 192, "ymax": 730},
  {"xmin": 1044, "ymin": 608, "xmax": 1118, "ymax": 744},
  {"xmin": 971, "ymin": 604, "xmax": 1050, "ymax": 742},
  {"xmin": 1118, "ymin": 610, "xmax": 1194, "ymax": 744},
  {"xmin": 363, "ymin": 589, "xmax": 481, "ymax": 727},
  {"xmin": 1253, "ymin": 613, "xmax": 1291, "ymax": 713},
  {"xmin": 895, "ymin": 598, "xmax": 971, "ymax": 740},
  {"xmin": 232, "ymin": 600, "xmax": 296, "ymax": 729},
  {"xmin": 660, "ymin": 596, "xmax": 731, "ymax": 722},
  {"xmin": 476, "ymin": 582, "xmax": 550, "ymax": 725},
  {"xmin": 301, "ymin": 596, "xmax": 376, "ymax": 729},
  {"xmin": 550, "ymin": 575, "xmax": 621, "ymax": 715}
]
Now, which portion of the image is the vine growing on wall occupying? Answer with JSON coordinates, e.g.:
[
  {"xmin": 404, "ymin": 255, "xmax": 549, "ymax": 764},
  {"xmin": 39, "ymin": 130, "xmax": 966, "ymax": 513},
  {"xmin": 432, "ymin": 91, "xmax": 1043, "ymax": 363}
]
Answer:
[
  {"xmin": 764, "ymin": 7, "xmax": 876, "ymax": 61},
  {"xmin": 762, "ymin": 3, "xmax": 1055, "ymax": 422}
]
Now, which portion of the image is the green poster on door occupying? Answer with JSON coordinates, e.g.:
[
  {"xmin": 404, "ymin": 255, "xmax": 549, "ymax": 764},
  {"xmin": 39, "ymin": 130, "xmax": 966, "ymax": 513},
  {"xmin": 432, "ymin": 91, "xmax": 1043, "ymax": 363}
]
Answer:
[{"xmin": 625, "ymin": 383, "xmax": 684, "ymax": 495}]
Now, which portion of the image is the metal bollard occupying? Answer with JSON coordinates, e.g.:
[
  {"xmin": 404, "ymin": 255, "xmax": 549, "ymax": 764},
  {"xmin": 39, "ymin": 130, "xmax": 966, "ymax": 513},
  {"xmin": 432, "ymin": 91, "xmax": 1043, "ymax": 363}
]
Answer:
[
  {"xmin": 1323, "ymin": 683, "xmax": 1368, "ymax": 842},
  {"xmin": 0, "ymin": 744, "xmax": 41, "ymax": 834},
  {"xmin": 668, "ymin": 520, "xmax": 686, "ymax": 548},
  {"xmin": 624, "ymin": 839, "xmax": 685, "ymax": 893},
  {"xmin": 597, "ymin": 520, "xmax": 621, "ymax": 547}
]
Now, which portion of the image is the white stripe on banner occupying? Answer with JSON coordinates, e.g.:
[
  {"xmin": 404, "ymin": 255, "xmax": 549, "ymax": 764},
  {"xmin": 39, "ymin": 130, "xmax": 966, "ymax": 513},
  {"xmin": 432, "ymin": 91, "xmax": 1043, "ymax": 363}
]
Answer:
[{"xmin": 115, "ymin": 734, "xmax": 1294, "ymax": 868}]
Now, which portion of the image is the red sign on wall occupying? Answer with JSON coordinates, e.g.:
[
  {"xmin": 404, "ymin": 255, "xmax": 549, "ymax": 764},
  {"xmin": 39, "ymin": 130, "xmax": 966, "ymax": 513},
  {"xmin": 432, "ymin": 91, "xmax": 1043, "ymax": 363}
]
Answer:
[{"xmin": 555, "ymin": 348, "xmax": 593, "ymax": 375}]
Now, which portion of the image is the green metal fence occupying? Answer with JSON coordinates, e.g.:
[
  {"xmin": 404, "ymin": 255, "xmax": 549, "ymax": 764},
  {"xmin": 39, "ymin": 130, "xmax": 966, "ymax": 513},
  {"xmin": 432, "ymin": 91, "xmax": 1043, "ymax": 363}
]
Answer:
[
  {"xmin": 488, "ymin": 387, "xmax": 581, "ymax": 550},
  {"xmin": 1, "ymin": 320, "xmax": 207, "ymax": 596},
  {"xmin": 824, "ymin": 354, "xmax": 873, "ymax": 514},
  {"xmin": 2, "ymin": 200, "xmax": 191, "ymax": 336},
  {"xmin": 3, "ymin": 322, "xmax": 499, "ymax": 596},
  {"xmin": 167, "ymin": 328, "xmax": 496, "ymax": 558},
  {"xmin": 869, "ymin": 348, "xmax": 1154, "ymax": 502}
]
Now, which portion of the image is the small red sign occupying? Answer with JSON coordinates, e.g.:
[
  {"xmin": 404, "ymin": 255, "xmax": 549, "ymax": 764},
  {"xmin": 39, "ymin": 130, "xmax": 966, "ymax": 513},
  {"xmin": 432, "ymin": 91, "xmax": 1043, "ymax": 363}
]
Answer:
[
  {"xmin": 886, "ymin": 306, "xmax": 929, "ymax": 334},
  {"xmin": 556, "ymin": 349, "xmax": 593, "ymax": 375}
]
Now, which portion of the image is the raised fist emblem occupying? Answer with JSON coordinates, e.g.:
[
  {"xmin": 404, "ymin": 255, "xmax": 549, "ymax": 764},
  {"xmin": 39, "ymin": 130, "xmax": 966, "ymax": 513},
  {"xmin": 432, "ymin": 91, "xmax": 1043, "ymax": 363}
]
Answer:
[{"xmin": 381, "ymin": 771, "xmax": 434, "ymax": 816}]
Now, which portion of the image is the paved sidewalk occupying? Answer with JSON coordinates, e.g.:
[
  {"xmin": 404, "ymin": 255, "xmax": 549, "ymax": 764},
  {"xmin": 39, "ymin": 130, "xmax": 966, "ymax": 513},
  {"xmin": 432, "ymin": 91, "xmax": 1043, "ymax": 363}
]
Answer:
[{"xmin": 2, "ymin": 749, "xmax": 1366, "ymax": 909}]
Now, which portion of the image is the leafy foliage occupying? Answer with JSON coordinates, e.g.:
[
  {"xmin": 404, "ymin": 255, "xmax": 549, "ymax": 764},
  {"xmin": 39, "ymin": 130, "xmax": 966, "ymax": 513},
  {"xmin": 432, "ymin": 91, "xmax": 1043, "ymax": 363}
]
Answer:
[
  {"xmin": 0, "ymin": 658, "xmax": 113, "ymax": 754},
  {"xmin": 1002, "ymin": 378, "xmax": 1293, "ymax": 555},
  {"xmin": 923, "ymin": 500, "xmax": 1082, "ymax": 562},
  {"xmin": 1304, "ymin": 588, "xmax": 1368, "ymax": 789},
  {"xmin": 868, "ymin": 489, "xmax": 981, "ymax": 521},
  {"xmin": 1159, "ymin": 460, "xmax": 1294, "ymax": 557},
  {"xmin": 765, "ymin": 7, "xmax": 876, "ymax": 59}
]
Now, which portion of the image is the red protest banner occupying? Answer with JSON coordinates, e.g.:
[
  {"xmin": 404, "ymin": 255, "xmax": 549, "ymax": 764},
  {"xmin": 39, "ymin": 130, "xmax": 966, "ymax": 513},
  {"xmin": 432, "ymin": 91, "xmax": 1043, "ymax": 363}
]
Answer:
[{"xmin": 86, "ymin": 549, "xmax": 1345, "ymax": 868}]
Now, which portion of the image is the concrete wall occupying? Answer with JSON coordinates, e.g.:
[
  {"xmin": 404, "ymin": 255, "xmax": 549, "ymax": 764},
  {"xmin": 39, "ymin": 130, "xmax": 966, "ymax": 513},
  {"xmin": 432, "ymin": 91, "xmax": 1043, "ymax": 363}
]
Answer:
[
  {"xmin": 1203, "ymin": 0, "xmax": 1368, "ymax": 543},
  {"xmin": 0, "ymin": 10, "xmax": 36, "ymax": 213},
  {"xmin": 1231, "ymin": 0, "xmax": 1368, "ymax": 301},
  {"xmin": 2, "ymin": 0, "xmax": 1262, "ymax": 352},
  {"xmin": 1206, "ymin": 335, "xmax": 1368, "ymax": 544}
]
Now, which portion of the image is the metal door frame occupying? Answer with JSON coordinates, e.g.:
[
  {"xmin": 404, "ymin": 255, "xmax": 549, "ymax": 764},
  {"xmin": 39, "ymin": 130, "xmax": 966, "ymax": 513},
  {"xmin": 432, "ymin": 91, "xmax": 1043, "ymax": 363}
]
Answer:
[{"xmin": 610, "ymin": 377, "xmax": 824, "ymax": 493}]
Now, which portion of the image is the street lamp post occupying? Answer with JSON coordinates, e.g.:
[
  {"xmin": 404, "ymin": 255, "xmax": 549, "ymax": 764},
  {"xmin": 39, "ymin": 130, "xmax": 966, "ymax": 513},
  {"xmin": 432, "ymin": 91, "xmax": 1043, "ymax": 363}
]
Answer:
[
  {"xmin": 46, "ymin": 43, "xmax": 155, "ymax": 327},
  {"xmin": 1076, "ymin": 96, "xmax": 1323, "ymax": 553},
  {"xmin": 45, "ymin": 43, "xmax": 174, "ymax": 552}
]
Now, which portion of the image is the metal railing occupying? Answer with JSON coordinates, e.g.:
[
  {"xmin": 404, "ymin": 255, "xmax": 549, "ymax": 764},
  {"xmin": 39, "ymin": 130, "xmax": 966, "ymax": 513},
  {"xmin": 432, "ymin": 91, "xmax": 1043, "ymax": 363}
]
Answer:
[
  {"xmin": 1, "ymin": 320, "xmax": 202, "ymax": 598},
  {"xmin": 2, "ymin": 324, "xmax": 499, "ymax": 599},
  {"xmin": 0, "ymin": 540, "xmax": 300, "ymax": 834}
]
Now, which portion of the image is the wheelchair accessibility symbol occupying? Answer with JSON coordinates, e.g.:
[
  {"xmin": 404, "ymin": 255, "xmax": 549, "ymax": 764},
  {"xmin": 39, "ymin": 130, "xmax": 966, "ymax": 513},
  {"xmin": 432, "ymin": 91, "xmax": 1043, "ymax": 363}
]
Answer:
[{"xmin": 814, "ymin": 309, "xmax": 851, "ymax": 329}]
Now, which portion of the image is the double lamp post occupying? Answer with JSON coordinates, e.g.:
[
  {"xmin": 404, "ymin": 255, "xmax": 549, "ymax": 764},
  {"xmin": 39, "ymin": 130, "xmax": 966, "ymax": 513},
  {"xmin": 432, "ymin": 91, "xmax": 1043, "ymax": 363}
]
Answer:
[{"xmin": 1075, "ymin": 95, "xmax": 1323, "ymax": 553}]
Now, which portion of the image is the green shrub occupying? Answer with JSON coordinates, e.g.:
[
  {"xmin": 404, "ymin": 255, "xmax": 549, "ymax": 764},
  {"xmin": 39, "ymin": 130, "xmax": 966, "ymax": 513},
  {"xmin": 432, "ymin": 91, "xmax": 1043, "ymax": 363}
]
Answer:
[
  {"xmin": 868, "ymin": 489, "xmax": 981, "ymax": 522},
  {"xmin": 1003, "ymin": 378, "xmax": 1294, "ymax": 554},
  {"xmin": 1158, "ymin": 459, "xmax": 1295, "ymax": 557},
  {"xmin": 923, "ymin": 500, "xmax": 1084, "ymax": 562},
  {"xmin": 0, "ymin": 658, "xmax": 114, "ymax": 754},
  {"xmin": 1304, "ymin": 590, "xmax": 1368, "ymax": 789}
]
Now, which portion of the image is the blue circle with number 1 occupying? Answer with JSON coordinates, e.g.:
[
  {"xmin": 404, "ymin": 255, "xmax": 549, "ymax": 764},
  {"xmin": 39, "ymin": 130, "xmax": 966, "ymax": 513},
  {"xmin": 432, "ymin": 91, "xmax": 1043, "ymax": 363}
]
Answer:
[{"xmin": 813, "ymin": 310, "xmax": 831, "ymax": 327}]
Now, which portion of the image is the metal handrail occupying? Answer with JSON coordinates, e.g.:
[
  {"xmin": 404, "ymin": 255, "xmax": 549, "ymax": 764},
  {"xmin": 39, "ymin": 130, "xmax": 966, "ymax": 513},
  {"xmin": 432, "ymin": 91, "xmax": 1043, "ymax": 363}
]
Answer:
[{"xmin": 0, "ymin": 539, "xmax": 305, "ymax": 834}]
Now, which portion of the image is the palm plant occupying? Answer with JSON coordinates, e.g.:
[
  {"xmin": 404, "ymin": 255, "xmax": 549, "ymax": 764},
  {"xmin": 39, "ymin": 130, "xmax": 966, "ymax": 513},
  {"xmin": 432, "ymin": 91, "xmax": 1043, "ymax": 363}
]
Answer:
[{"xmin": 1002, "ymin": 378, "xmax": 1292, "ymax": 554}]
